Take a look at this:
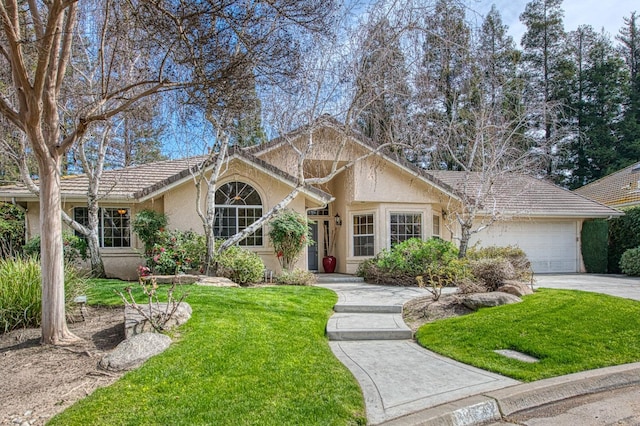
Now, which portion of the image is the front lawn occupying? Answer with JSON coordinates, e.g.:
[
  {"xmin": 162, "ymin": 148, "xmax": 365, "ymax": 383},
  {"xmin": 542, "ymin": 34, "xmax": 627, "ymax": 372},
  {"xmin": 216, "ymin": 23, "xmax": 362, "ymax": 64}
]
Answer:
[
  {"xmin": 416, "ymin": 288, "xmax": 640, "ymax": 382},
  {"xmin": 49, "ymin": 280, "xmax": 365, "ymax": 425}
]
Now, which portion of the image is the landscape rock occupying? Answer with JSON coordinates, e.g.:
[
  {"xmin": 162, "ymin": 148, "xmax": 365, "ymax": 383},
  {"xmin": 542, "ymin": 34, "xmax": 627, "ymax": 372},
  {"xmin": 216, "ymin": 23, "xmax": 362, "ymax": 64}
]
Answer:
[
  {"xmin": 460, "ymin": 291, "xmax": 522, "ymax": 311},
  {"xmin": 197, "ymin": 276, "xmax": 239, "ymax": 287},
  {"xmin": 125, "ymin": 302, "xmax": 192, "ymax": 338},
  {"xmin": 498, "ymin": 281, "xmax": 534, "ymax": 297},
  {"xmin": 142, "ymin": 274, "xmax": 200, "ymax": 284},
  {"xmin": 98, "ymin": 332, "xmax": 171, "ymax": 372}
]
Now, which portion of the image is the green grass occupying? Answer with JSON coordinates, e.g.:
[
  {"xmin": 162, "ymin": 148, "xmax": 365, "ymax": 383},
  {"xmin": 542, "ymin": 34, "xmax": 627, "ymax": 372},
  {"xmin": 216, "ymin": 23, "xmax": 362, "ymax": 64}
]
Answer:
[
  {"xmin": 50, "ymin": 279, "xmax": 365, "ymax": 426},
  {"xmin": 416, "ymin": 288, "xmax": 640, "ymax": 382}
]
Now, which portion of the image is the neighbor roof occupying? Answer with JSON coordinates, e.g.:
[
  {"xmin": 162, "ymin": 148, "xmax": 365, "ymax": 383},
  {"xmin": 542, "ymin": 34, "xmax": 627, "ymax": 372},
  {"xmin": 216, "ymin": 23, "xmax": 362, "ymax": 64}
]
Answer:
[
  {"xmin": 0, "ymin": 148, "xmax": 333, "ymax": 204},
  {"xmin": 573, "ymin": 162, "xmax": 640, "ymax": 208},
  {"xmin": 429, "ymin": 171, "xmax": 622, "ymax": 218}
]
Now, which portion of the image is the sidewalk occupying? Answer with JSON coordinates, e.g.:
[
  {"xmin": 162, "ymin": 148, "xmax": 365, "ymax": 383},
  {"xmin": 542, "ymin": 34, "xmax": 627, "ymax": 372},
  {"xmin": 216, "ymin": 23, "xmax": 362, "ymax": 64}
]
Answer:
[{"xmin": 316, "ymin": 275, "xmax": 640, "ymax": 425}]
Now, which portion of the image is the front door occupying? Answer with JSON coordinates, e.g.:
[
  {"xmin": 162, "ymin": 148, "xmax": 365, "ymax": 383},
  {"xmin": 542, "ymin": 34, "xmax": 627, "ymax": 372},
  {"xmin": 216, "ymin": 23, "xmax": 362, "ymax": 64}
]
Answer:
[{"xmin": 308, "ymin": 222, "xmax": 319, "ymax": 271}]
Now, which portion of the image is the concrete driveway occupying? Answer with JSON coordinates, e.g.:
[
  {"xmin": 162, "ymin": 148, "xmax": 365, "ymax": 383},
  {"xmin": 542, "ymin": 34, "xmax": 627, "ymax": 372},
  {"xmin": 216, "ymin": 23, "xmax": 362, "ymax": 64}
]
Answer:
[{"xmin": 535, "ymin": 274, "xmax": 640, "ymax": 301}]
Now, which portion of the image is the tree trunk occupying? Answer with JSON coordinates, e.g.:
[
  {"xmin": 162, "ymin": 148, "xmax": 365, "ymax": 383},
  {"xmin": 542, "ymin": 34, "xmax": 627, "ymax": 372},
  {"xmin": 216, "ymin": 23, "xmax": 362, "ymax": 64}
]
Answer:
[
  {"xmin": 458, "ymin": 223, "xmax": 472, "ymax": 259},
  {"xmin": 39, "ymin": 160, "xmax": 80, "ymax": 345},
  {"xmin": 87, "ymin": 231, "xmax": 105, "ymax": 278},
  {"xmin": 87, "ymin": 199, "xmax": 105, "ymax": 277}
]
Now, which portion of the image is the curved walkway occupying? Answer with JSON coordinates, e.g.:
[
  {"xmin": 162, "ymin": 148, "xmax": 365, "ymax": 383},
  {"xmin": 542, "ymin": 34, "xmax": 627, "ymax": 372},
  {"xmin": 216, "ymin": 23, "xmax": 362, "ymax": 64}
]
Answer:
[
  {"xmin": 316, "ymin": 276, "xmax": 519, "ymax": 425},
  {"xmin": 317, "ymin": 274, "xmax": 640, "ymax": 425}
]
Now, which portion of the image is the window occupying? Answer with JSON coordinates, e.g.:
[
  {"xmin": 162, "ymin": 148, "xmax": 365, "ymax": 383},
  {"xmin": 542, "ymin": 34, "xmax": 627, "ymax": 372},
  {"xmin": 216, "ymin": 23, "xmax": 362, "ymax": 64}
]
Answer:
[
  {"xmin": 432, "ymin": 215, "xmax": 441, "ymax": 237},
  {"xmin": 73, "ymin": 207, "xmax": 131, "ymax": 248},
  {"xmin": 353, "ymin": 213, "xmax": 374, "ymax": 256},
  {"xmin": 390, "ymin": 213, "xmax": 422, "ymax": 245},
  {"xmin": 308, "ymin": 206, "xmax": 329, "ymax": 216},
  {"xmin": 214, "ymin": 181, "xmax": 263, "ymax": 246}
]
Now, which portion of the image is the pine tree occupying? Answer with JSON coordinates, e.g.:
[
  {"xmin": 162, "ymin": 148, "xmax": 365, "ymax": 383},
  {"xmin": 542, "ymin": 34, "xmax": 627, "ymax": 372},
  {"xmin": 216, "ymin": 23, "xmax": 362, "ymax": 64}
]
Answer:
[
  {"xmin": 563, "ymin": 27, "xmax": 626, "ymax": 188},
  {"xmin": 354, "ymin": 17, "xmax": 410, "ymax": 146},
  {"xmin": 520, "ymin": 0, "xmax": 568, "ymax": 180},
  {"xmin": 616, "ymin": 11, "xmax": 640, "ymax": 168}
]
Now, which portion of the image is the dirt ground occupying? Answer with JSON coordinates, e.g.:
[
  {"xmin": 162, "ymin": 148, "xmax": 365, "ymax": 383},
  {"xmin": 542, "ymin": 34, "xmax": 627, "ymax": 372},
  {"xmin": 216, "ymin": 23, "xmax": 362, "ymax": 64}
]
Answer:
[{"xmin": 0, "ymin": 307, "xmax": 126, "ymax": 426}]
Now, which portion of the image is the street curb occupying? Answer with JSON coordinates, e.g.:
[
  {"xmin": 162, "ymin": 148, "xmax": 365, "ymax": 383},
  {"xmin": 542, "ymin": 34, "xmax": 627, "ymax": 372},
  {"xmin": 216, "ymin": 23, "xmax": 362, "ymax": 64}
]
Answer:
[
  {"xmin": 486, "ymin": 361, "xmax": 640, "ymax": 416},
  {"xmin": 380, "ymin": 362, "xmax": 640, "ymax": 425}
]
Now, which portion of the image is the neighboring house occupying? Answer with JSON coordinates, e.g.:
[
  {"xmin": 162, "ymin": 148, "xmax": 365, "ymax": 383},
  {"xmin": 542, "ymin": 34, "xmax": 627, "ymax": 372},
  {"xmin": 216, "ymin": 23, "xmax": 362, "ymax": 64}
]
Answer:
[
  {"xmin": 0, "ymin": 122, "xmax": 622, "ymax": 279},
  {"xmin": 574, "ymin": 162, "xmax": 640, "ymax": 209}
]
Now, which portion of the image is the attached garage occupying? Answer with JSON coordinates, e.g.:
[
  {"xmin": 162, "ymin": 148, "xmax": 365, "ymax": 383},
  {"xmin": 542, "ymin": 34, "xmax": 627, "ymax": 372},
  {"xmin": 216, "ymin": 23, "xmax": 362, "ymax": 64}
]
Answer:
[{"xmin": 470, "ymin": 220, "xmax": 580, "ymax": 273}]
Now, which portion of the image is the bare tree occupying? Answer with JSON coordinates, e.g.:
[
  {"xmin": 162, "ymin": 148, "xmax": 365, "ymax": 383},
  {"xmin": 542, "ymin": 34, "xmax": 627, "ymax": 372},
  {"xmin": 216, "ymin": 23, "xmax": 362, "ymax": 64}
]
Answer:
[{"xmin": 0, "ymin": 0, "xmax": 338, "ymax": 345}]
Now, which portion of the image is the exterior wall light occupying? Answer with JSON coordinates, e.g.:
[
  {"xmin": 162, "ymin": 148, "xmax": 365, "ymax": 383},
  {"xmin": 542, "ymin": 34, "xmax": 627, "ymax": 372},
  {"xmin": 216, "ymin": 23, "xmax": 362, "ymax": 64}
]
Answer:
[{"xmin": 334, "ymin": 213, "xmax": 342, "ymax": 226}]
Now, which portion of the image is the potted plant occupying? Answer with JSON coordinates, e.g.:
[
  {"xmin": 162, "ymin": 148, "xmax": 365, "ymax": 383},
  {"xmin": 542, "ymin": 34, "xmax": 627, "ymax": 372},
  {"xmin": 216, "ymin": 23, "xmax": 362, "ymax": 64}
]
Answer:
[{"xmin": 322, "ymin": 220, "xmax": 339, "ymax": 273}]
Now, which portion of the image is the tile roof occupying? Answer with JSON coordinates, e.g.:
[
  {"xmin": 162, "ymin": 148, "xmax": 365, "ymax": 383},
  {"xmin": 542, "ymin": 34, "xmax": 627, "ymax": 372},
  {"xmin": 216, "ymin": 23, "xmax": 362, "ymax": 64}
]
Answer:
[
  {"xmin": 573, "ymin": 162, "xmax": 640, "ymax": 208},
  {"xmin": 0, "ymin": 149, "xmax": 333, "ymax": 204},
  {"xmin": 428, "ymin": 171, "xmax": 622, "ymax": 218}
]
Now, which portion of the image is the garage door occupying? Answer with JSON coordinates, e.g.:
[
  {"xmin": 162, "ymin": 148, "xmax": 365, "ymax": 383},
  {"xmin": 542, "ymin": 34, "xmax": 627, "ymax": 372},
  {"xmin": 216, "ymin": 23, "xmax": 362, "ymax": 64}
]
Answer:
[{"xmin": 469, "ymin": 221, "xmax": 579, "ymax": 273}]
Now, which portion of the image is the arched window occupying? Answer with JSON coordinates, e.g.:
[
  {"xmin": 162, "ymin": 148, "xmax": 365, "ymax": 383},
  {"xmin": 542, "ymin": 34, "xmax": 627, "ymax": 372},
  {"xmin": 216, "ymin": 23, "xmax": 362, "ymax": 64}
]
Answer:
[{"xmin": 214, "ymin": 181, "xmax": 263, "ymax": 246}]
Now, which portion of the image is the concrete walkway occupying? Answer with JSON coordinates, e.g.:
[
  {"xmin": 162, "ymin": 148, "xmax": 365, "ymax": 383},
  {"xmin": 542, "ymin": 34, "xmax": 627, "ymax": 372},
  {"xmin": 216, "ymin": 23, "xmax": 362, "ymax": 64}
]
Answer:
[
  {"xmin": 317, "ymin": 274, "xmax": 640, "ymax": 425},
  {"xmin": 317, "ymin": 275, "xmax": 519, "ymax": 425}
]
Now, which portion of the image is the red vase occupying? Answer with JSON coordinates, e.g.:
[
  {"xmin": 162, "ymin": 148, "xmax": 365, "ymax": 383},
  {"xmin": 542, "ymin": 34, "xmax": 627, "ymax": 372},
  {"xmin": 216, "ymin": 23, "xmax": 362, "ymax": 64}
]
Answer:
[{"xmin": 323, "ymin": 256, "xmax": 337, "ymax": 273}]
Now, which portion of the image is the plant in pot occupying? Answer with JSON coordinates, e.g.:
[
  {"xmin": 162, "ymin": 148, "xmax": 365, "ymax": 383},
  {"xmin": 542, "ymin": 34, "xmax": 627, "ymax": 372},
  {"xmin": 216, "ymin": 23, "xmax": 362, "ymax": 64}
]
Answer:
[{"xmin": 322, "ymin": 215, "xmax": 340, "ymax": 273}]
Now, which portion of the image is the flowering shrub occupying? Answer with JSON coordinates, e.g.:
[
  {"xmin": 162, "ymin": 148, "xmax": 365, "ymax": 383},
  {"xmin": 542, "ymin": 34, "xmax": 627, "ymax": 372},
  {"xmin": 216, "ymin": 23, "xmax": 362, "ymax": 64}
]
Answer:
[
  {"xmin": 268, "ymin": 209, "xmax": 312, "ymax": 271},
  {"xmin": 146, "ymin": 230, "xmax": 206, "ymax": 275},
  {"xmin": 132, "ymin": 210, "xmax": 168, "ymax": 255}
]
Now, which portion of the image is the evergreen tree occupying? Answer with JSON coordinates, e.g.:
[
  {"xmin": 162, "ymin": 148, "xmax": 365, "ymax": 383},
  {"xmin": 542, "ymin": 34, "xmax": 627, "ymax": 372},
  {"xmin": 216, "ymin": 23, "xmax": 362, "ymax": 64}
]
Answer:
[
  {"xmin": 616, "ymin": 11, "xmax": 640, "ymax": 168},
  {"xmin": 520, "ymin": 0, "xmax": 568, "ymax": 180},
  {"xmin": 563, "ymin": 27, "xmax": 626, "ymax": 188},
  {"xmin": 415, "ymin": 0, "xmax": 472, "ymax": 170},
  {"xmin": 230, "ymin": 71, "xmax": 267, "ymax": 148},
  {"xmin": 354, "ymin": 17, "xmax": 410, "ymax": 146}
]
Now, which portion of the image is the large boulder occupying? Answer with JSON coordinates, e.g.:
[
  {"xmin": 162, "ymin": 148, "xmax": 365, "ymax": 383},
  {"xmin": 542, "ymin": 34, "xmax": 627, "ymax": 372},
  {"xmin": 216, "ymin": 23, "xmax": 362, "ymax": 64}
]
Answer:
[
  {"xmin": 498, "ymin": 281, "xmax": 534, "ymax": 297},
  {"xmin": 99, "ymin": 332, "xmax": 172, "ymax": 372},
  {"xmin": 125, "ymin": 302, "xmax": 192, "ymax": 338},
  {"xmin": 197, "ymin": 276, "xmax": 239, "ymax": 287},
  {"xmin": 460, "ymin": 292, "xmax": 522, "ymax": 311}
]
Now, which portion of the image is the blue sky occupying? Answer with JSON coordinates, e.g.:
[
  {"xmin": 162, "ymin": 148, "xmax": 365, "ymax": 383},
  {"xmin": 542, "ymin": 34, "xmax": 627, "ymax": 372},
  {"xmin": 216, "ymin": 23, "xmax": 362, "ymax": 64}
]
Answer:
[{"xmin": 468, "ymin": 0, "xmax": 638, "ymax": 44}]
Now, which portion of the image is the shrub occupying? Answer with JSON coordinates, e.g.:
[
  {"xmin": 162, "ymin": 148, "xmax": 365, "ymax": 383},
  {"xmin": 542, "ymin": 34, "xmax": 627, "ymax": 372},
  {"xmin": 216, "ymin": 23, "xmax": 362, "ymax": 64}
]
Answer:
[
  {"xmin": 0, "ymin": 202, "xmax": 25, "ymax": 258},
  {"xmin": 215, "ymin": 245, "xmax": 264, "ymax": 285},
  {"xmin": 268, "ymin": 209, "xmax": 313, "ymax": 271},
  {"xmin": 132, "ymin": 210, "xmax": 168, "ymax": 255},
  {"xmin": 0, "ymin": 257, "xmax": 87, "ymax": 332},
  {"xmin": 23, "ymin": 231, "xmax": 88, "ymax": 264},
  {"xmin": 608, "ymin": 206, "xmax": 640, "ymax": 273},
  {"xmin": 581, "ymin": 219, "xmax": 609, "ymax": 273},
  {"xmin": 469, "ymin": 258, "xmax": 516, "ymax": 291},
  {"xmin": 467, "ymin": 245, "xmax": 532, "ymax": 282},
  {"xmin": 276, "ymin": 268, "xmax": 317, "ymax": 286},
  {"xmin": 147, "ymin": 230, "xmax": 206, "ymax": 275},
  {"xmin": 620, "ymin": 247, "xmax": 640, "ymax": 276},
  {"xmin": 357, "ymin": 238, "xmax": 463, "ymax": 286},
  {"xmin": 416, "ymin": 258, "xmax": 471, "ymax": 300},
  {"xmin": 457, "ymin": 279, "xmax": 488, "ymax": 294}
]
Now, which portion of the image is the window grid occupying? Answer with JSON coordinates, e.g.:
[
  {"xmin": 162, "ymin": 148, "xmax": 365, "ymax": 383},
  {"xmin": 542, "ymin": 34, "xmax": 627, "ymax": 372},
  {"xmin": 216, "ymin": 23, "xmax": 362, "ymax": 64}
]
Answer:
[
  {"xmin": 432, "ymin": 215, "xmax": 441, "ymax": 237},
  {"xmin": 353, "ymin": 214, "xmax": 375, "ymax": 257},
  {"xmin": 73, "ymin": 207, "xmax": 131, "ymax": 248},
  {"xmin": 214, "ymin": 182, "xmax": 263, "ymax": 246},
  {"xmin": 390, "ymin": 213, "xmax": 422, "ymax": 246}
]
